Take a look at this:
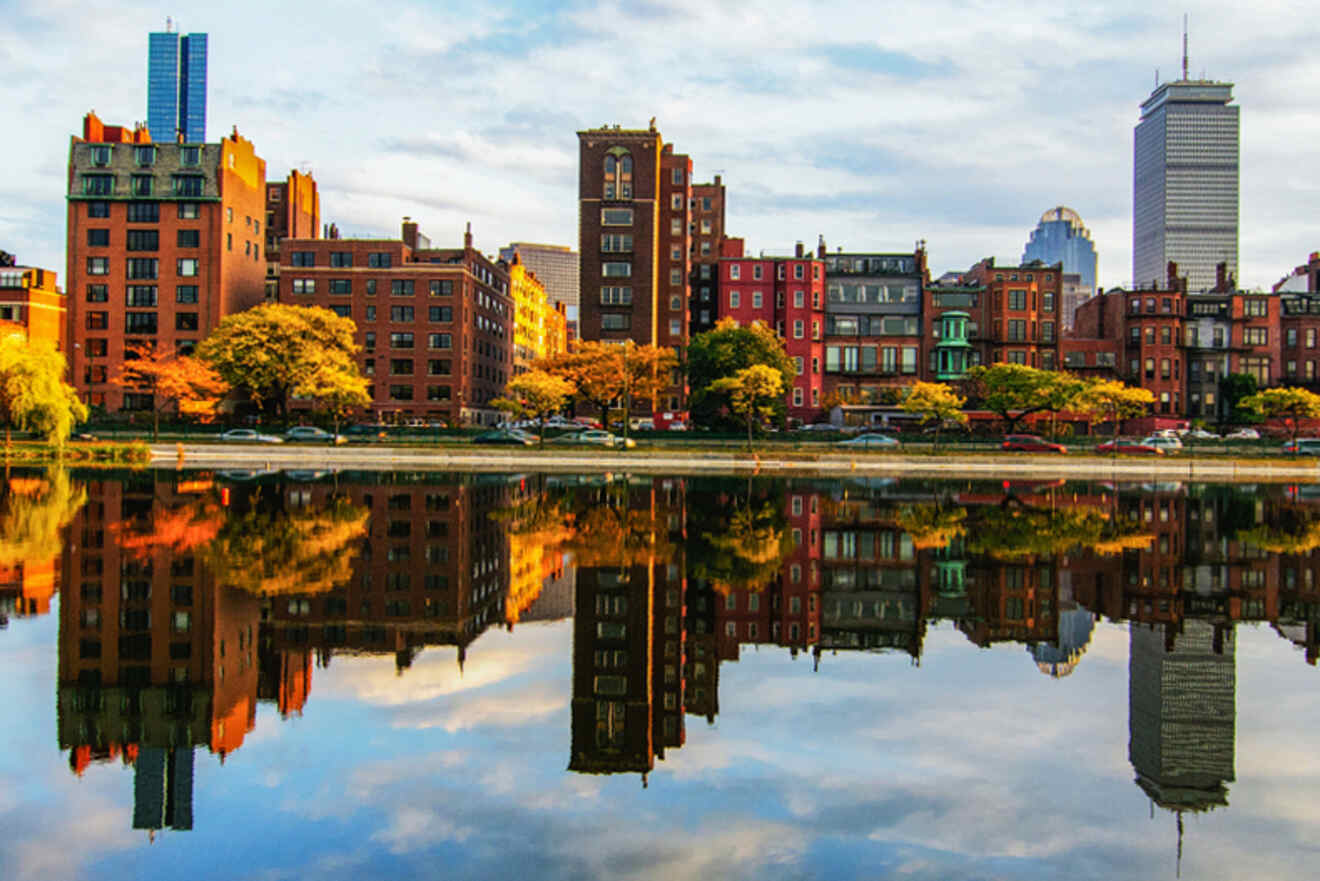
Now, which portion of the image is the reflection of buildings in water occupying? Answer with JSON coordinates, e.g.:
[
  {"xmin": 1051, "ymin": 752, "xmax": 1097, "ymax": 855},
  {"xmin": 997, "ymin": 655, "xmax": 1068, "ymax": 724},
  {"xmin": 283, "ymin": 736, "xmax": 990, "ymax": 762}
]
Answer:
[
  {"xmin": 133, "ymin": 746, "xmax": 193, "ymax": 832},
  {"xmin": 0, "ymin": 557, "xmax": 55, "ymax": 629},
  {"xmin": 1030, "ymin": 605, "xmax": 1095, "ymax": 678},
  {"xmin": 520, "ymin": 557, "xmax": 576, "ymax": 623},
  {"xmin": 569, "ymin": 480, "xmax": 686, "ymax": 782},
  {"xmin": 1129, "ymin": 619, "xmax": 1236, "ymax": 819}
]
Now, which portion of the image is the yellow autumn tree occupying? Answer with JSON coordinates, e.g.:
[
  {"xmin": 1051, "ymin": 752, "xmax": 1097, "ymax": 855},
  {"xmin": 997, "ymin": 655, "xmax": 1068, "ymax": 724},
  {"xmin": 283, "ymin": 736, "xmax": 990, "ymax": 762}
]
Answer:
[
  {"xmin": 709, "ymin": 364, "xmax": 785, "ymax": 450},
  {"xmin": 0, "ymin": 333, "xmax": 88, "ymax": 449}
]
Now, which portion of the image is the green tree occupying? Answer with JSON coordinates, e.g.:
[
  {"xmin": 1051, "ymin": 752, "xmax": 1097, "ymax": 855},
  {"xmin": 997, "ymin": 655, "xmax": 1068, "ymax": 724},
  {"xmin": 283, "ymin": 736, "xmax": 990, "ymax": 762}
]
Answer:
[
  {"xmin": 709, "ymin": 364, "xmax": 784, "ymax": 450},
  {"xmin": 298, "ymin": 367, "xmax": 371, "ymax": 436},
  {"xmin": 0, "ymin": 333, "xmax": 88, "ymax": 449},
  {"xmin": 966, "ymin": 364, "xmax": 1079, "ymax": 435},
  {"xmin": 1072, "ymin": 379, "xmax": 1155, "ymax": 451},
  {"xmin": 493, "ymin": 370, "xmax": 576, "ymax": 444},
  {"xmin": 196, "ymin": 304, "xmax": 363, "ymax": 424},
  {"xmin": 688, "ymin": 319, "xmax": 796, "ymax": 429},
  {"xmin": 1220, "ymin": 372, "xmax": 1260, "ymax": 427},
  {"xmin": 1241, "ymin": 386, "xmax": 1320, "ymax": 447},
  {"xmin": 900, "ymin": 381, "xmax": 967, "ymax": 449}
]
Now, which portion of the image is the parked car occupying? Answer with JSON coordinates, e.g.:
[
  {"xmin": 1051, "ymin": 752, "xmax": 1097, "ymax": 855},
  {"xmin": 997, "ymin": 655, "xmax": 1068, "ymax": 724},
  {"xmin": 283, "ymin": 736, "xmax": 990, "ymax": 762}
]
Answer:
[
  {"xmin": 218, "ymin": 429, "xmax": 284, "ymax": 444},
  {"xmin": 1185, "ymin": 428, "xmax": 1220, "ymax": 440},
  {"xmin": 837, "ymin": 433, "xmax": 901, "ymax": 450},
  {"xmin": 1001, "ymin": 434, "xmax": 1067, "ymax": 453},
  {"xmin": 1282, "ymin": 438, "xmax": 1320, "ymax": 455},
  {"xmin": 473, "ymin": 429, "xmax": 537, "ymax": 446},
  {"xmin": 630, "ymin": 418, "xmax": 656, "ymax": 431},
  {"xmin": 1224, "ymin": 428, "xmax": 1261, "ymax": 440},
  {"xmin": 550, "ymin": 429, "xmax": 635, "ymax": 449},
  {"xmin": 285, "ymin": 425, "xmax": 347, "ymax": 444},
  {"xmin": 1095, "ymin": 438, "xmax": 1164, "ymax": 455},
  {"xmin": 798, "ymin": 423, "xmax": 839, "ymax": 432},
  {"xmin": 1141, "ymin": 435, "xmax": 1183, "ymax": 453},
  {"xmin": 667, "ymin": 422, "xmax": 689, "ymax": 432}
]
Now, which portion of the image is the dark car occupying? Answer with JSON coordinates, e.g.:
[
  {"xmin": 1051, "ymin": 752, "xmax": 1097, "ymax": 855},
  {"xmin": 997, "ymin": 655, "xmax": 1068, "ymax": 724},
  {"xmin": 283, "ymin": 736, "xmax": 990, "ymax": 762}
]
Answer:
[
  {"xmin": 1095, "ymin": 439, "xmax": 1164, "ymax": 455},
  {"xmin": 1001, "ymin": 434, "xmax": 1067, "ymax": 454},
  {"xmin": 1282, "ymin": 438, "xmax": 1320, "ymax": 455},
  {"xmin": 473, "ymin": 429, "xmax": 536, "ymax": 446}
]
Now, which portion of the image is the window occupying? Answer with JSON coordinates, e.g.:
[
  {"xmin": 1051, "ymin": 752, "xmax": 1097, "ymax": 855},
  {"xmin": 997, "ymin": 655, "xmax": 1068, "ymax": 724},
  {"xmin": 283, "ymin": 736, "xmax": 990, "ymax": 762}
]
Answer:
[
  {"xmin": 430, "ymin": 279, "xmax": 453, "ymax": 296},
  {"xmin": 368, "ymin": 252, "xmax": 392, "ymax": 268},
  {"xmin": 427, "ymin": 385, "xmax": 451, "ymax": 401},
  {"xmin": 130, "ymin": 175, "xmax": 153, "ymax": 197},
  {"xmin": 291, "ymin": 278, "xmax": 316, "ymax": 295},
  {"xmin": 126, "ymin": 258, "xmax": 158, "ymax": 279},
  {"xmin": 669, "ymin": 267, "xmax": 682, "ymax": 285},
  {"xmin": 85, "ymin": 256, "xmax": 109, "ymax": 276},
  {"xmin": 176, "ymin": 285, "xmax": 198, "ymax": 303},
  {"xmin": 429, "ymin": 306, "xmax": 452, "ymax": 322},
  {"xmin": 1007, "ymin": 289, "xmax": 1027, "ymax": 310},
  {"xmin": 752, "ymin": 291, "xmax": 763, "ymax": 309},
  {"xmin": 671, "ymin": 167, "xmax": 683, "ymax": 185},
  {"xmin": 177, "ymin": 202, "xmax": 199, "ymax": 219},
  {"xmin": 389, "ymin": 385, "xmax": 414, "ymax": 401},
  {"xmin": 86, "ymin": 311, "xmax": 108, "ymax": 330},
  {"xmin": 125, "ymin": 313, "xmax": 158, "ymax": 334},
  {"xmin": 126, "ymin": 230, "xmax": 158, "ymax": 251},
  {"xmin": 180, "ymin": 146, "xmax": 200, "ymax": 166},
  {"xmin": 87, "ymin": 229, "xmax": 109, "ymax": 247},
  {"xmin": 1287, "ymin": 328, "xmax": 1298, "ymax": 347},
  {"xmin": 601, "ymin": 314, "xmax": 630, "ymax": 330},
  {"xmin": 390, "ymin": 332, "xmax": 415, "ymax": 349},
  {"xmin": 82, "ymin": 174, "xmax": 114, "ymax": 195},
  {"xmin": 390, "ymin": 306, "xmax": 415, "ymax": 322},
  {"xmin": 601, "ymin": 286, "xmax": 632, "ymax": 305},
  {"xmin": 177, "ymin": 258, "xmax": 199, "ymax": 277},
  {"xmin": 601, "ymin": 208, "xmax": 633, "ymax": 226},
  {"xmin": 390, "ymin": 359, "xmax": 414, "ymax": 375},
  {"xmin": 391, "ymin": 279, "xmax": 415, "ymax": 295},
  {"xmin": 365, "ymin": 305, "xmax": 376, "ymax": 321},
  {"xmin": 87, "ymin": 201, "xmax": 109, "ymax": 218},
  {"xmin": 428, "ymin": 359, "xmax": 452, "ymax": 376},
  {"xmin": 126, "ymin": 286, "xmax": 157, "ymax": 306},
  {"xmin": 365, "ymin": 332, "xmax": 376, "ymax": 352},
  {"xmin": 601, "ymin": 234, "xmax": 633, "ymax": 252},
  {"xmin": 86, "ymin": 284, "xmax": 108, "ymax": 302},
  {"xmin": 793, "ymin": 386, "xmax": 803, "ymax": 406},
  {"xmin": 175, "ymin": 229, "xmax": 200, "ymax": 248},
  {"xmin": 1245, "ymin": 327, "xmax": 1268, "ymax": 346},
  {"xmin": 175, "ymin": 312, "xmax": 198, "ymax": 331},
  {"xmin": 1160, "ymin": 326, "xmax": 1172, "ymax": 344},
  {"xmin": 428, "ymin": 333, "xmax": 452, "ymax": 349},
  {"xmin": 290, "ymin": 251, "xmax": 315, "ymax": 267},
  {"xmin": 1042, "ymin": 292, "xmax": 1055, "ymax": 313},
  {"xmin": 172, "ymin": 175, "xmax": 204, "ymax": 197},
  {"xmin": 793, "ymin": 319, "xmax": 804, "ymax": 339},
  {"xmin": 794, "ymin": 264, "xmax": 804, "ymax": 280},
  {"xmin": 669, "ymin": 319, "xmax": 681, "ymax": 336},
  {"xmin": 602, "ymin": 262, "xmax": 631, "ymax": 278},
  {"xmin": 89, "ymin": 144, "xmax": 112, "ymax": 165},
  {"xmin": 329, "ymin": 279, "xmax": 352, "ymax": 294},
  {"xmin": 1245, "ymin": 299, "xmax": 1268, "ymax": 318}
]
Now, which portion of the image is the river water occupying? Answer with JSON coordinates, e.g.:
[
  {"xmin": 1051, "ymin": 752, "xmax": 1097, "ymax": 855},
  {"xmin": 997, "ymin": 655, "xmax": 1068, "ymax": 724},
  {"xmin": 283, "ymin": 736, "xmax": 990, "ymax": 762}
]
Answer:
[{"xmin": 1, "ymin": 468, "xmax": 1318, "ymax": 880}]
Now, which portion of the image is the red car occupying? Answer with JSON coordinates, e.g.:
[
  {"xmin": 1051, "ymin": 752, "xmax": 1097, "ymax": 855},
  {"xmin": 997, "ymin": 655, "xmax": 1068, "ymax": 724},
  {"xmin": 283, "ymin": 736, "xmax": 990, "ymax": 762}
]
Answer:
[
  {"xmin": 1001, "ymin": 434, "xmax": 1067, "ymax": 453},
  {"xmin": 1095, "ymin": 439, "xmax": 1164, "ymax": 455}
]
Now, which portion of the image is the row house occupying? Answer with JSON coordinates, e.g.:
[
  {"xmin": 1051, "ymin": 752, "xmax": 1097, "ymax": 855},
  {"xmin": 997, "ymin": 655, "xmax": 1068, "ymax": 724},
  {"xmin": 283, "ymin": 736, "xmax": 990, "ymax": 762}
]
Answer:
[
  {"xmin": 719, "ymin": 243, "xmax": 827, "ymax": 423},
  {"xmin": 280, "ymin": 221, "xmax": 513, "ymax": 426}
]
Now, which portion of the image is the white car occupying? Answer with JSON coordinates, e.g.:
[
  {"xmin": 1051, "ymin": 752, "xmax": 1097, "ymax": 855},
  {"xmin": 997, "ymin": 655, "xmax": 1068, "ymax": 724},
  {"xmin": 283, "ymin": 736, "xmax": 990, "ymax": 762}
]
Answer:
[
  {"xmin": 218, "ymin": 429, "xmax": 284, "ymax": 444},
  {"xmin": 1185, "ymin": 429, "xmax": 1220, "ymax": 440},
  {"xmin": 1140, "ymin": 435, "xmax": 1183, "ymax": 453},
  {"xmin": 1224, "ymin": 428, "xmax": 1261, "ymax": 440}
]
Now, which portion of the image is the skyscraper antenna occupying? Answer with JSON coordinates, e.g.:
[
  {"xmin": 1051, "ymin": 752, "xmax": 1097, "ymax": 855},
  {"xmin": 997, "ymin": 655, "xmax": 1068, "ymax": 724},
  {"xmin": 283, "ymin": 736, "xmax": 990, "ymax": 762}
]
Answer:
[
  {"xmin": 166, "ymin": 16, "xmax": 173, "ymax": 33},
  {"xmin": 1182, "ymin": 14, "xmax": 1189, "ymax": 81}
]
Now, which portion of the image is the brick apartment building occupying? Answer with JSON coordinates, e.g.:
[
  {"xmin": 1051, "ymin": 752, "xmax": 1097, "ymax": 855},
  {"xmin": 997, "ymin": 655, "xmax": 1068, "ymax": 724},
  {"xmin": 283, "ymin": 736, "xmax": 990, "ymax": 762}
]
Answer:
[
  {"xmin": 279, "ymin": 221, "xmax": 513, "ymax": 426},
  {"xmin": 719, "ymin": 243, "xmax": 827, "ymax": 423},
  {"xmin": 263, "ymin": 169, "xmax": 319, "ymax": 300},
  {"xmin": 689, "ymin": 175, "xmax": 725, "ymax": 335},
  {"xmin": 65, "ymin": 113, "xmax": 266, "ymax": 412}
]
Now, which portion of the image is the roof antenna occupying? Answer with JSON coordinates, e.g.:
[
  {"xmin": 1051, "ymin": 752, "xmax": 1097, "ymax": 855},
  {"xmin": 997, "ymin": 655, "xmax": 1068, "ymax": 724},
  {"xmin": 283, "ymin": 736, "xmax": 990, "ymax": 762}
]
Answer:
[{"xmin": 1182, "ymin": 14, "xmax": 1189, "ymax": 81}]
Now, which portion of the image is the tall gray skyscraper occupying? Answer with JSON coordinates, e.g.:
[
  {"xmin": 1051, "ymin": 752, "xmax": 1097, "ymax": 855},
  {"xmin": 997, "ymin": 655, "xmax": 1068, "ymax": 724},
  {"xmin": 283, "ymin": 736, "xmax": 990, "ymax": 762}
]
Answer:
[
  {"xmin": 1133, "ymin": 75, "xmax": 1239, "ymax": 293},
  {"xmin": 147, "ymin": 26, "xmax": 208, "ymax": 143}
]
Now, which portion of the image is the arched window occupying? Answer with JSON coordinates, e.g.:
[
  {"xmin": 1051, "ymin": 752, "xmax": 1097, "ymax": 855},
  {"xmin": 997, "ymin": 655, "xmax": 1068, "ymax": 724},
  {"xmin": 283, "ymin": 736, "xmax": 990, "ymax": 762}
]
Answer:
[{"xmin": 603, "ymin": 147, "xmax": 631, "ymax": 200}]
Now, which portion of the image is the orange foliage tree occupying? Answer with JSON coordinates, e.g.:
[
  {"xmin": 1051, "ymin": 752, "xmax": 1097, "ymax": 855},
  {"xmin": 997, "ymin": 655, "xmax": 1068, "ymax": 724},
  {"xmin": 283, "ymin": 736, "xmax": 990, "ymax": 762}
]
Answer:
[
  {"xmin": 536, "ymin": 340, "xmax": 678, "ymax": 433},
  {"xmin": 113, "ymin": 344, "xmax": 229, "ymax": 440}
]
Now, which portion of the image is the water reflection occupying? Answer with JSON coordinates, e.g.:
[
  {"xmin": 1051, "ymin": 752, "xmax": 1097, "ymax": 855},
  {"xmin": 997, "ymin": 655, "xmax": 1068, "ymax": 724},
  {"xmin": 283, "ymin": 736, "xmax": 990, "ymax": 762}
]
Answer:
[{"xmin": 36, "ymin": 469, "xmax": 1320, "ymax": 850}]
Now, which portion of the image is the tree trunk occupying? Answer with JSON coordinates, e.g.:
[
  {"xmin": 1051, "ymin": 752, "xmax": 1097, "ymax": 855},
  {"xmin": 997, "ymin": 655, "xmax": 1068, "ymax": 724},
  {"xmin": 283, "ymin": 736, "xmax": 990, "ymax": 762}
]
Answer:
[
  {"xmin": 538, "ymin": 413, "xmax": 546, "ymax": 448},
  {"xmin": 746, "ymin": 412, "xmax": 754, "ymax": 452},
  {"xmin": 153, "ymin": 407, "xmax": 161, "ymax": 443}
]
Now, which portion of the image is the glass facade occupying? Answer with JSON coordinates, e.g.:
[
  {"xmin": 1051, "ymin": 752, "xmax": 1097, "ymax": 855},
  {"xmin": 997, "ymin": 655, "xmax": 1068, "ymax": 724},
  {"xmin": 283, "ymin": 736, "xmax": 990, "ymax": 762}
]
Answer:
[
  {"xmin": 1021, "ymin": 206, "xmax": 1097, "ymax": 294},
  {"xmin": 1133, "ymin": 81, "xmax": 1239, "ymax": 293},
  {"xmin": 147, "ymin": 31, "xmax": 207, "ymax": 143}
]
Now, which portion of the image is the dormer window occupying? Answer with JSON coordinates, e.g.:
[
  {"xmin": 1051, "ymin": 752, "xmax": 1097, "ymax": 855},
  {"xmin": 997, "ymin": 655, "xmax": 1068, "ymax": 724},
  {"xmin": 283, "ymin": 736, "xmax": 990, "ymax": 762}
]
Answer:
[
  {"xmin": 181, "ymin": 146, "xmax": 201, "ymax": 167},
  {"xmin": 135, "ymin": 145, "xmax": 156, "ymax": 167},
  {"xmin": 90, "ymin": 145, "xmax": 111, "ymax": 166}
]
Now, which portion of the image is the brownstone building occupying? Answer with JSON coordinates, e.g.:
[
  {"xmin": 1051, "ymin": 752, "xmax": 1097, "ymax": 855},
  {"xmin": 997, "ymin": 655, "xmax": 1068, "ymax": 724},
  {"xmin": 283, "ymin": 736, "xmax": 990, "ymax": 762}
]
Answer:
[
  {"xmin": 280, "ymin": 221, "xmax": 512, "ymax": 425},
  {"xmin": 965, "ymin": 258, "xmax": 1064, "ymax": 371},
  {"xmin": 66, "ymin": 113, "xmax": 267, "ymax": 412}
]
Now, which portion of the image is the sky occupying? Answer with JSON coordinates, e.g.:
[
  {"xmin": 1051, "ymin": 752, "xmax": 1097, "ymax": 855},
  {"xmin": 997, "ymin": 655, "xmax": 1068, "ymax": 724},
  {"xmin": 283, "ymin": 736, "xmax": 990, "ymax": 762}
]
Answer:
[{"xmin": 2, "ymin": 0, "xmax": 1318, "ymax": 291}]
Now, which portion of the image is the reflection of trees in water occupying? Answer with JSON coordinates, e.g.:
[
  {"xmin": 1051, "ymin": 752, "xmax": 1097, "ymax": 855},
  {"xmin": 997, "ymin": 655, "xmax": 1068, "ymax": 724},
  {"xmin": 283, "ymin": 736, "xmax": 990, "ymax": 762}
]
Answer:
[
  {"xmin": 967, "ymin": 495, "xmax": 1151, "ymax": 560},
  {"xmin": 114, "ymin": 497, "xmax": 224, "ymax": 558},
  {"xmin": 686, "ymin": 478, "xmax": 790, "ymax": 594},
  {"xmin": 496, "ymin": 480, "xmax": 676, "ymax": 569},
  {"xmin": 895, "ymin": 502, "xmax": 966, "ymax": 550},
  {"xmin": 0, "ymin": 469, "xmax": 85, "ymax": 567},
  {"xmin": 1234, "ymin": 504, "xmax": 1320, "ymax": 554}
]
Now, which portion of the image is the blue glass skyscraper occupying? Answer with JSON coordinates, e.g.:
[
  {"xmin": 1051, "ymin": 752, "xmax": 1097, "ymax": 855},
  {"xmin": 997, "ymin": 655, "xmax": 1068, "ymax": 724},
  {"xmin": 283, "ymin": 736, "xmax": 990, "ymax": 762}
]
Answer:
[
  {"xmin": 147, "ymin": 29, "xmax": 207, "ymax": 143},
  {"xmin": 1021, "ymin": 206, "xmax": 1098, "ymax": 293}
]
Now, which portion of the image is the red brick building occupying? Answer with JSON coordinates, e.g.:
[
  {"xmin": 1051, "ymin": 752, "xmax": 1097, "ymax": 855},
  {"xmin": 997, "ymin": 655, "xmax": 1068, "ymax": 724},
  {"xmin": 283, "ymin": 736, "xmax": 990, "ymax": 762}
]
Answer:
[
  {"xmin": 964, "ymin": 258, "xmax": 1064, "ymax": 371},
  {"xmin": 0, "ymin": 263, "xmax": 67, "ymax": 351},
  {"xmin": 66, "ymin": 113, "xmax": 267, "ymax": 412},
  {"xmin": 279, "ymin": 221, "xmax": 512, "ymax": 426},
  {"xmin": 263, "ymin": 170, "xmax": 320, "ymax": 300},
  {"xmin": 689, "ymin": 175, "xmax": 726, "ymax": 335},
  {"xmin": 719, "ymin": 243, "xmax": 827, "ymax": 424}
]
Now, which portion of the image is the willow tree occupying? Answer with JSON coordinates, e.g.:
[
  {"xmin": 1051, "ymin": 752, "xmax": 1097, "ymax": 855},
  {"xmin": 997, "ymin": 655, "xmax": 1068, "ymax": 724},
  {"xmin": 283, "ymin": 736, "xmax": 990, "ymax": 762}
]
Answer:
[{"xmin": 0, "ymin": 333, "xmax": 87, "ymax": 449}]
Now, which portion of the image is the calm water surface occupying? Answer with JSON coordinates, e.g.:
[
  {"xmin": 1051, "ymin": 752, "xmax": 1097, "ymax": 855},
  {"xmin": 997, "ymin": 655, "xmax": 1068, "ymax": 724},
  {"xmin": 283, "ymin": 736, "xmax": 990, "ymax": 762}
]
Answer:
[{"xmin": 2, "ymin": 469, "xmax": 1320, "ymax": 880}]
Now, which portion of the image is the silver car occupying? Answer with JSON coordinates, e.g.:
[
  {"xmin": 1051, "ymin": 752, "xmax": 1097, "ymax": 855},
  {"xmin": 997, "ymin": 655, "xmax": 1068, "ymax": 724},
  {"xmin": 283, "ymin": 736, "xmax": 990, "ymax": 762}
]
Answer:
[{"xmin": 218, "ymin": 429, "xmax": 284, "ymax": 444}]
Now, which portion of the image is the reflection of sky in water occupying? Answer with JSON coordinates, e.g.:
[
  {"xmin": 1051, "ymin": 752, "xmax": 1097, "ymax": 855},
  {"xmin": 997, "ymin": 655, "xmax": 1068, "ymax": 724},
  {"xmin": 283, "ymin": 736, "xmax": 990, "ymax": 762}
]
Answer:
[{"xmin": 4, "ymin": 607, "xmax": 1320, "ymax": 881}]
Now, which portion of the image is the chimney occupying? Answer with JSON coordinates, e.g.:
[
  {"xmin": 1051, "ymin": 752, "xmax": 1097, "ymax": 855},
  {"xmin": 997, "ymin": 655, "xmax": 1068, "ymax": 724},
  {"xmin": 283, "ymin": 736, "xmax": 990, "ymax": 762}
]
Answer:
[
  {"xmin": 714, "ymin": 174, "xmax": 721, "ymax": 186},
  {"xmin": 817, "ymin": 235, "xmax": 826, "ymax": 259},
  {"xmin": 401, "ymin": 216, "xmax": 418, "ymax": 249},
  {"xmin": 464, "ymin": 222, "xmax": 473, "ymax": 250},
  {"xmin": 1166, "ymin": 261, "xmax": 1180, "ymax": 292},
  {"xmin": 795, "ymin": 241, "xmax": 804, "ymax": 259}
]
